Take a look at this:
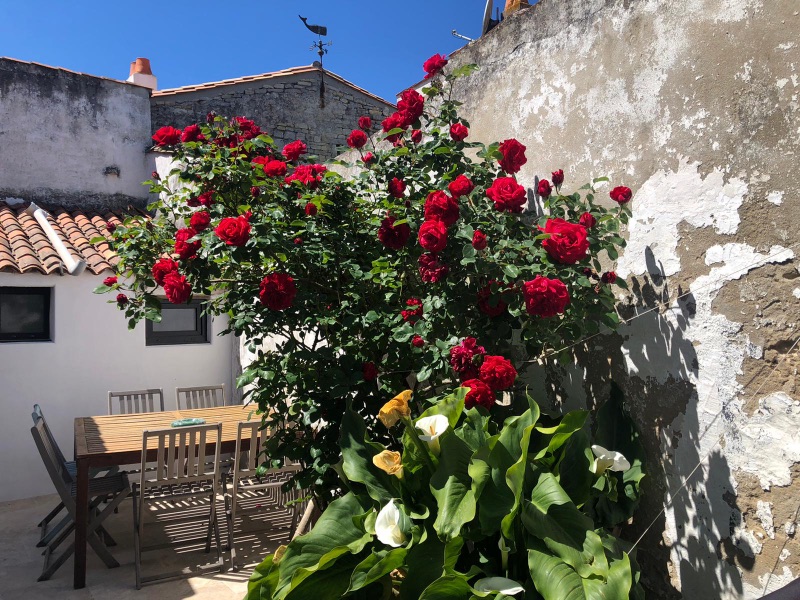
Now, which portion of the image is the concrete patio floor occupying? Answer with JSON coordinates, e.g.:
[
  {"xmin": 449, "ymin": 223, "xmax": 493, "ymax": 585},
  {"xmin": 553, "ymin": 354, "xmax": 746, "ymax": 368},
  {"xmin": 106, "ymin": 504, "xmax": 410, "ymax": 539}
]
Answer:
[{"xmin": 0, "ymin": 492, "xmax": 293, "ymax": 600}]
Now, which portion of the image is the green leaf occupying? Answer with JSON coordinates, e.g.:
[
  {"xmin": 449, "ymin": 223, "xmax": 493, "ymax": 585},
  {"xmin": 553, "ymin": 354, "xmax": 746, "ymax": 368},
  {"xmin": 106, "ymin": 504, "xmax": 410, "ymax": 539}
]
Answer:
[
  {"xmin": 347, "ymin": 548, "xmax": 407, "ymax": 593},
  {"xmin": 418, "ymin": 575, "xmax": 475, "ymax": 599},
  {"xmin": 246, "ymin": 554, "xmax": 280, "ymax": 600},
  {"xmin": 430, "ymin": 430, "xmax": 477, "ymax": 540},
  {"xmin": 341, "ymin": 406, "xmax": 398, "ymax": 504},
  {"xmin": 502, "ymin": 264, "xmax": 520, "ymax": 279}
]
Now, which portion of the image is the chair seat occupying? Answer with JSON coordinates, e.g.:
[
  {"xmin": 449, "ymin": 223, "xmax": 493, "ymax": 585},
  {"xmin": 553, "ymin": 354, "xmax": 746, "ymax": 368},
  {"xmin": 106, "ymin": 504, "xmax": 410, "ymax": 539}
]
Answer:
[{"xmin": 69, "ymin": 473, "xmax": 130, "ymax": 499}]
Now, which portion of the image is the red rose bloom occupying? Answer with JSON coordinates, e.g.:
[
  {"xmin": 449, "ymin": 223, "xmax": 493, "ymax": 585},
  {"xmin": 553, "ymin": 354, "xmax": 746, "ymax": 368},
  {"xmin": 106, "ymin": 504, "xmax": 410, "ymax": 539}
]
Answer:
[
  {"xmin": 479, "ymin": 355, "xmax": 517, "ymax": 391},
  {"xmin": 498, "ymin": 139, "xmax": 527, "ymax": 174},
  {"xmin": 486, "ymin": 177, "xmax": 527, "ymax": 213},
  {"xmin": 523, "ymin": 276, "xmax": 570, "ymax": 317},
  {"xmin": 103, "ymin": 276, "xmax": 117, "ymax": 286},
  {"xmin": 215, "ymin": 214, "xmax": 251, "ymax": 246},
  {"xmin": 188, "ymin": 191, "xmax": 214, "ymax": 207},
  {"xmin": 294, "ymin": 237, "xmax": 303, "ymax": 245},
  {"xmin": 411, "ymin": 335, "xmax": 425, "ymax": 348},
  {"xmin": 477, "ymin": 281, "xmax": 510, "ymax": 317},
  {"xmin": 449, "ymin": 337, "xmax": 486, "ymax": 374},
  {"xmin": 174, "ymin": 228, "xmax": 200, "ymax": 261},
  {"xmin": 163, "ymin": 272, "xmax": 191, "ymax": 304},
  {"xmin": 282, "ymin": 140, "xmax": 307, "ymax": 161},
  {"xmin": 152, "ymin": 126, "xmax": 182, "ymax": 147},
  {"xmin": 106, "ymin": 221, "xmax": 117, "ymax": 233},
  {"xmin": 377, "ymin": 215, "xmax": 411, "ymax": 250},
  {"xmin": 259, "ymin": 273, "xmax": 297, "ymax": 311},
  {"xmin": 152, "ymin": 258, "xmax": 179, "ymax": 286},
  {"xmin": 579, "ymin": 212, "xmax": 597, "ymax": 228},
  {"xmin": 401, "ymin": 298, "xmax": 423, "ymax": 322},
  {"xmin": 423, "ymin": 53, "xmax": 448, "ymax": 79},
  {"xmin": 347, "ymin": 129, "xmax": 368, "ymax": 149},
  {"xmin": 537, "ymin": 179, "xmax": 552, "ymax": 198},
  {"xmin": 450, "ymin": 123, "xmax": 469, "ymax": 142},
  {"xmin": 601, "ymin": 271, "xmax": 618, "ymax": 284},
  {"xmin": 448, "ymin": 175, "xmax": 474, "ymax": 198},
  {"xmin": 260, "ymin": 159, "xmax": 288, "ymax": 177},
  {"xmin": 472, "ymin": 230, "xmax": 487, "ymax": 250},
  {"xmin": 304, "ymin": 202, "xmax": 318, "ymax": 216},
  {"xmin": 190, "ymin": 211, "xmax": 211, "ymax": 232},
  {"xmin": 285, "ymin": 164, "xmax": 327, "ymax": 188},
  {"xmin": 388, "ymin": 178, "xmax": 406, "ymax": 198},
  {"xmin": 116, "ymin": 293, "xmax": 129, "ymax": 306},
  {"xmin": 181, "ymin": 124, "xmax": 206, "ymax": 143},
  {"xmin": 552, "ymin": 169, "xmax": 564, "ymax": 187},
  {"xmin": 362, "ymin": 361, "xmax": 379, "ymax": 381},
  {"xmin": 541, "ymin": 218, "xmax": 589, "ymax": 264},
  {"xmin": 382, "ymin": 112, "xmax": 409, "ymax": 142},
  {"xmin": 462, "ymin": 379, "xmax": 496, "ymax": 410},
  {"xmin": 411, "ymin": 129, "xmax": 423, "ymax": 144},
  {"xmin": 251, "ymin": 186, "xmax": 260, "ymax": 197},
  {"xmin": 234, "ymin": 116, "xmax": 261, "ymax": 140},
  {"xmin": 418, "ymin": 253, "xmax": 449, "ymax": 282},
  {"xmin": 362, "ymin": 152, "xmax": 375, "ymax": 164},
  {"xmin": 423, "ymin": 191, "xmax": 459, "ymax": 226},
  {"xmin": 418, "ymin": 219, "xmax": 448, "ymax": 252},
  {"xmin": 610, "ymin": 186, "xmax": 633, "ymax": 204},
  {"xmin": 358, "ymin": 116, "xmax": 372, "ymax": 130},
  {"xmin": 397, "ymin": 89, "xmax": 425, "ymax": 122}
]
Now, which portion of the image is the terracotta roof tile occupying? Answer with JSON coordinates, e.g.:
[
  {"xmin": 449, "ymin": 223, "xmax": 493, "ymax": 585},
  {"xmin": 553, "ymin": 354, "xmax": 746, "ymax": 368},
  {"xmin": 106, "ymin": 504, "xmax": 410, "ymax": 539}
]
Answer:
[{"xmin": 0, "ymin": 201, "xmax": 146, "ymax": 275}]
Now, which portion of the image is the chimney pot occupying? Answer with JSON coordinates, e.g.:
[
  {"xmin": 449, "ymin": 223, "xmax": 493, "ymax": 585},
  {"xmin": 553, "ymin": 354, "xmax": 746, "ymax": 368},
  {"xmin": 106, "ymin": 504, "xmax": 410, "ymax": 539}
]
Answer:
[
  {"xmin": 126, "ymin": 57, "xmax": 157, "ymax": 91},
  {"xmin": 504, "ymin": 0, "xmax": 530, "ymax": 15},
  {"xmin": 130, "ymin": 57, "xmax": 153, "ymax": 76}
]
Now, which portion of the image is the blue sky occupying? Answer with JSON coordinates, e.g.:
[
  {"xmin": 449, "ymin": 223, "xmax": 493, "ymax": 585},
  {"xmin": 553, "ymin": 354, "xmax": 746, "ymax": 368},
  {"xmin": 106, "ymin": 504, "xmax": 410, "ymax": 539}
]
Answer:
[{"xmin": 0, "ymin": 0, "xmax": 505, "ymax": 101}]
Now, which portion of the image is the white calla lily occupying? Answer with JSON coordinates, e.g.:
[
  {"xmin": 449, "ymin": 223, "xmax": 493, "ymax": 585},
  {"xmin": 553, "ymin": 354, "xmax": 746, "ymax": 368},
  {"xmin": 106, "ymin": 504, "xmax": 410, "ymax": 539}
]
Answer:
[
  {"xmin": 375, "ymin": 500, "xmax": 407, "ymax": 548},
  {"xmin": 591, "ymin": 444, "xmax": 631, "ymax": 474},
  {"xmin": 415, "ymin": 414, "xmax": 449, "ymax": 454},
  {"xmin": 474, "ymin": 576, "xmax": 526, "ymax": 595}
]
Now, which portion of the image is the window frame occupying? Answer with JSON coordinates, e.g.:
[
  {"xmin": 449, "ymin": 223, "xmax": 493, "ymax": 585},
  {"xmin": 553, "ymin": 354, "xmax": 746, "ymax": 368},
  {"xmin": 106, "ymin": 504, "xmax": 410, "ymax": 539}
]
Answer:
[
  {"xmin": 0, "ymin": 286, "xmax": 53, "ymax": 342},
  {"xmin": 145, "ymin": 299, "xmax": 210, "ymax": 346}
]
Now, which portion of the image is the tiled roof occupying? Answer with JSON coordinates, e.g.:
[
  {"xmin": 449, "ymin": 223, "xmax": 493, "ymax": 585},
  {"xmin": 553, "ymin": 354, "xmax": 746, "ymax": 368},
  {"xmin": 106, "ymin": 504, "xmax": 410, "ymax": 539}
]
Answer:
[
  {"xmin": 152, "ymin": 64, "xmax": 395, "ymax": 107},
  {"xmin": 0, "ymin": 201, "xmax": 142, "ymax": 275}
]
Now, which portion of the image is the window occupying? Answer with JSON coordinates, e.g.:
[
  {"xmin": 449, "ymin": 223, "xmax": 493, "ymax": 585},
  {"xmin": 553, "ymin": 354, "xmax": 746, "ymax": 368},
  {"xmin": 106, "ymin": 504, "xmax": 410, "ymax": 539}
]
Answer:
[
  {"xmin": 0, "ymin": 287, "xmax": 52, "ymax": 342},
  {"xmin": 146, "ymin": 299, "xmax": 209, "ymax": 346}
]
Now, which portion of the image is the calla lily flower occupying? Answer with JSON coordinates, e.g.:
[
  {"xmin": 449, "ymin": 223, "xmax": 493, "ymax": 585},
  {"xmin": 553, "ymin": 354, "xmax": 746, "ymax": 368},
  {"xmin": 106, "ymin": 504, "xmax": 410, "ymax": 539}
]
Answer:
[
  {"xmin": 378, "ymin": 390, "xmax": 412, "ymax": 427},
  {"xmin": 415, "ymin": 414, "xmax": 449, "ymax": 454},
  {"xmin": 375, "ymin": 500, "xmax": 407, "ymax": 547},
  {"xmin": 591, "ymin": 444, "xmax": 631, "ymax": 474},
  {"xmin": 372, "ymin": 450, "xmax": 404, "ymax": 479},
  {"xmin": 474, "ymin": 577, "xmax": 525, "ymax": 595}
]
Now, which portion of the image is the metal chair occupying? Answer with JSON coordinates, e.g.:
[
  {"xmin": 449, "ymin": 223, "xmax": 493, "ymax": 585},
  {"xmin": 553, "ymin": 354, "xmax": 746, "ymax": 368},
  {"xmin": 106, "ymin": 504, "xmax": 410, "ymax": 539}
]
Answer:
[
  {"xmin": 176, "ymin": 384, "xmax": 226, "ymax": 410},
  {"xmin": 224, "ymin": 421, "xmax": 304, "ymax": 570},
  {"xmin": 108, "ymin": 388, "xmax": 165, "ymax": 415},
  {"xmin": 132, "ymin": 422, "xmax": 224, "ymax": 588},
  {"xmin": 30, "ymin": 419, "xmax": 130, "ymax": 581}
]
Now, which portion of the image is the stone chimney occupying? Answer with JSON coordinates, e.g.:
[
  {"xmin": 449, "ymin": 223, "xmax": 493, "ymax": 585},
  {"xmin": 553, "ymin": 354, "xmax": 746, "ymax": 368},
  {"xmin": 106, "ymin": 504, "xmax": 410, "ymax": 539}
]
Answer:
[
  {"xmin": 504, "ymin": 0, "xmax": 529, "ymax": 15},
  {"xmin": 126, "ymin": 57, "xmax": 157, "ymax": 91}
]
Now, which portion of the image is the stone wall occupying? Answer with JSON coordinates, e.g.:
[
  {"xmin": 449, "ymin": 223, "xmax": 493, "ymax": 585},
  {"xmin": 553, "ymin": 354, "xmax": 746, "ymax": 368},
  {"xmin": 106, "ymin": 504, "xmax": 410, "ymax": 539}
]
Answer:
[
  {"xmin": 445, "ymin": 0, "xmax": 800, "ymax": 598},
  {"xmin": 151, "ymin": 68, "xmax": 395, "ymax": 161}
]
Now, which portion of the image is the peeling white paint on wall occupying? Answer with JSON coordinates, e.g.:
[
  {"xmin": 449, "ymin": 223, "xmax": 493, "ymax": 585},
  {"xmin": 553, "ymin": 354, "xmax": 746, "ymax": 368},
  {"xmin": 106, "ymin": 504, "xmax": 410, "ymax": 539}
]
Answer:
[{"xmin": 767, "ymin": 190, "xmax": 784, "ymax": 205}]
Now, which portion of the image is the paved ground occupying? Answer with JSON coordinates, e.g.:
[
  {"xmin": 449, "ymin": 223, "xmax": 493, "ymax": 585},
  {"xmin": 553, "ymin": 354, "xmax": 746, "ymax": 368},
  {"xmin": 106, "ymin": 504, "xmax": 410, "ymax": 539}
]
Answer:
[{"xmin": 0, "ymin": 492, "xmax": 293, "ymax": 600}]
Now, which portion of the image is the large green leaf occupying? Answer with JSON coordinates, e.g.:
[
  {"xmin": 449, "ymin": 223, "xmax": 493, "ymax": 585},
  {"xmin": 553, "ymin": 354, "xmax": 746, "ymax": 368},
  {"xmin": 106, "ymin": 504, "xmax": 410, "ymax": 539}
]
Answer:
[
  {"xmin": 558, "ymin": 430, "xmax": 594, "ymax": 507},
  {"xmin": 284, "ymin": 552, "xmax": 373, "ymax": 600},
  {"xmin": 532, "ymin": 410, "xmax": 588, "ymax": 462},
  {"xmin": 430, "ymin": 430, "xmax": 477, "ymax": 540},
  {"xmin": 455, "ymin": 407, "xmax": 490, "ymax": 451},
  {"xmin": 418, "ymin": 575, "xmax": 476, "ymax": 599},
  {"xmin": 400, "ymin": 532, "xmax": 449, "ymax": 600},
  {"xmin": 347, "ymin": 548, "xmax": 407, "ymax": 593},
  {"xmin": 246, "ymin": 554, "xmax": 280, "ymax": 600},
  {"xmin": 341, "ymin": 405, "xmax": 399, "ymax": 504},
  {"xmin": 500, "ymin": 422, "xmax": 536, "ymax": 548}
]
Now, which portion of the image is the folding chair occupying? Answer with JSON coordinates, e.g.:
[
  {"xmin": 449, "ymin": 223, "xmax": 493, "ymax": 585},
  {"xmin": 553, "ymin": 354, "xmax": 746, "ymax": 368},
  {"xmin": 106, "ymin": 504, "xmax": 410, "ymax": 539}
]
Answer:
[
  {"xmin": 224, "ymin": 421, "xmax": 305, "ymax": 570},
  {"xmin": 176, "ymin": 384, "xmax": 226, "ymax": 410},
  {"xmin": 108, "ymin": 388, "xmax": 165, "ymax": 415},
  {"xmin": 30, "ymin": 419, "xmax": 130, "ymax": 581},
  {"xmin": 133, "ymin": 423, "xmax": 224, "ymax": 588}
]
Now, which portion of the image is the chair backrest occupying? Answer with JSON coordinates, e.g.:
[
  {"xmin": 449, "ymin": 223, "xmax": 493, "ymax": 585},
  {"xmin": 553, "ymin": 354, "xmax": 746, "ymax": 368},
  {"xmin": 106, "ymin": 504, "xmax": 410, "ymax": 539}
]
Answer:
[
  {"xmin": 31, "ymin": 404, "xmax": 69, "ymax": 467},
  {"xmin": 176, "ymin": 385, "xmax": 225, "ymax": 410},
  {"xmin": 233, "ymin": 421, "xmax": 267, "ymax": 479},
  {"xmin": 30, "ymin": 420, "xmax": 74, "ymax": 503},
  {"xmin": 139, "ymin": 422, "xmax": 222, "ymax": 490},
  {"xmin": 108, "ymin": 388, "xmax": 164, "ymax": 415}
]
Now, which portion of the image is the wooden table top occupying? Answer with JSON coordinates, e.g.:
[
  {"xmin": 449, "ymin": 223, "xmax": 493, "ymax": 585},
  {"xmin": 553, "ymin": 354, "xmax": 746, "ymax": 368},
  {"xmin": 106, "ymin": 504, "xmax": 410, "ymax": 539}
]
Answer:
[{"xmin": 74, "ymin": 404, "xmax": 260, "ymax": 465}]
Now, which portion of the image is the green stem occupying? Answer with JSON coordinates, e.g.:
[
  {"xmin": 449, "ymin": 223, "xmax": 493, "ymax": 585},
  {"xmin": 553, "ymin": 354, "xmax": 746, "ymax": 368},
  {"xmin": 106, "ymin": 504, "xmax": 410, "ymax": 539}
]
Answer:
[{"xmin": 400, "ymin": 416, "xmax": 436, "ymax": 475}]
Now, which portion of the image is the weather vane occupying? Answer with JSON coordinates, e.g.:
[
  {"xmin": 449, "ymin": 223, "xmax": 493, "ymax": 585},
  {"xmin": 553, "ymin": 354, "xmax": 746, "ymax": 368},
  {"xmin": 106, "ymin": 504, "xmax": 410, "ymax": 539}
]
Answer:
[{"xmin": 299, "ymin": 15, "xmax": 332, "ymax": 108}]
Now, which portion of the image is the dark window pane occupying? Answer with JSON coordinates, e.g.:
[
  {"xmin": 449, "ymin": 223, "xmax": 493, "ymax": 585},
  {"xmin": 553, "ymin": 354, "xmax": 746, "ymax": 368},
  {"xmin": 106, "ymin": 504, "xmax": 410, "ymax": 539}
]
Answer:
[
  {"xmin": 152, "ymin": 307, "xmax": 197, "ymax": 332},
  {"xmin": 0, "ymin": 293, "xmax": 46, "ymax": 333}
]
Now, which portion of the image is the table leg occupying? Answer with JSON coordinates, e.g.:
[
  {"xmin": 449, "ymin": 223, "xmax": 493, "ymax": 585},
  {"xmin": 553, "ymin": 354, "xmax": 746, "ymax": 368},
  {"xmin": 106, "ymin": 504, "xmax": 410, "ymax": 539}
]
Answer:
[{"xmin": 74, "ymin": 457, "xmax": 89, "ymax": 589}]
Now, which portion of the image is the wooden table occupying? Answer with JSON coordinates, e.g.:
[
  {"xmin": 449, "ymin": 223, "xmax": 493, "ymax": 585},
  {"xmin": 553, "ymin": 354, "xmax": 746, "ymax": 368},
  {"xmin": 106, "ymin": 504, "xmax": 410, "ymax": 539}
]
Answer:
[{"xmin": 72, "ymin": 405, "xmax": 258, "ymax": 589}]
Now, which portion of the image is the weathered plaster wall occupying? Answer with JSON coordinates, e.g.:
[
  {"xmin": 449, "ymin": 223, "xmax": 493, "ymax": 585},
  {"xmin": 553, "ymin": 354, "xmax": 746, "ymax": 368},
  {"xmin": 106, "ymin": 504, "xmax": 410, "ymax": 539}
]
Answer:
[
  {"xmin": 0, "ymin": 58, "xmax": 153, "ymax": 210},
  {"xmin": 446, "ymin": 1, "xmax": 800, "ymax": 597},
  {"xmin": 151, "ymin": 70, "xmax": 394, "ymax": 161}
]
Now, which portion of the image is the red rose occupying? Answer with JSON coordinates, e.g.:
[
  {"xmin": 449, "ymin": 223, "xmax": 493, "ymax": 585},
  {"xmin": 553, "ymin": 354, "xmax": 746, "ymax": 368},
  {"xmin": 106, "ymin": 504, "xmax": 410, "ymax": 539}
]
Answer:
[
  {"xmin": 285, "ymin": 164, "xmax": 327, "ymax": 188},
  {"xmin": 362, "ymin": 361, "xmax": 379, "ymax": 381},
  {"xmin": 358, "ymin": 116, "xmax": 372, "ymax": 130},
  {"xmin": 347, "ymin": 129, "xmax": 368, "ymax": 149},
  {"xmin": 486, "ymin": 177, "xmax": 527, "ymax": 213},
  {"xmin": 163, "ymin": 271, "xmax": 191, "ymax": 304},
  {"xmin": 537, "ymin": 179, "xmax": 552, "ymax": 198},
  {"xmin": 294, "ymin": 237, "xmax": 303, "ymax": 245},
  {"xmin": 106, "ymin": 221, "xmax": 117, "ymax": 233},
  {"xmin": 522, "ymin": 276, "xmax": 570, "ymax": 317},
  {"xmin": 412, "ymin": 335, "xmax": 425, "ymax": 348},
  {"xmin": 258, "ymin": 159, "xmax": 287, "ymax": 177},
  {"xmin": 234, "ymin": 116, "xmax": 261, "ymax": 140},
  {"xmin": 251, "ymin": 186, "xmax": 260, "ymax": 197},
  {"xmin": 152, "ymin": 126, "xmax": 182, "ymax": 147},
  {"xmin": 377, "ymin": 215, "xmax": 411, "ymax": 250},
  {"xmin": 462, "ymin": 379, "xmax": 496, "ymax": 410},
  {"xmin": 304, "ymin": 202, "xmax": 318, "ymax": 216},
  {"xmin": 423, "ymin": 191, "xmax": 459, "ymax": 226},
  {"xmin": 541, "ymin": 218, "xmax": 589, "ymax": 264},
  {"xmin": 418, "ymin": 253, "xmax": 449, "ymax": 282},
  {"xmin": 174, "ymin": 228, "xmax": 200, "ymax": 260},
  {"xmin": 423, "ymin": 53, "xmax": 448, "ymax": 79},
  {"xmin": 389, "ymin": 178, "xmax": 406, "ymax": 198},
  {"xmin": 188, "ymin": 191, "xmax": 214, "ymax": 208},
  {"xmin": 190, "ymin": 211, "xmax": 211, "ymax": 232},
  {"xmin": 450, "ymin": 337, "xmax": 486, "ymax": 373},
  {"xmin": 103, "ymin": 276, "xmax": 117, "ymax": 286},
  {"xmin": 151, "ymin": 171, "xmax": 160, "ymax": 180},
  {"xmin": 479, "ymin": 355, "xmax": 517, "ymax": 391},
  {"xmin": 206, "ymin": 111, "xmax": 216, "ymax": 123},
  {"xmin": 579, "ymin": 212, "xmax": 597, "ymax": 228},
  {"xmin": 116, "ymin": 293, "xmax": 129, "ymax": 306},
  {"xmin": 450, "ymin": 123, "xmax": 469, "ymax": 142},
  {"xmin": 552, "ymin": 169, "xmax": 564, "ymax": 187},
  {"xmin": 363, "ymin": 152, "xmax": 375, "ymax": 164},
  {"xmin": 610, "ymin": 185, "xmax": 633, "ymax": 204},
  {"xmin": 181, "ymin": 124, "xmax": 206, "ymax": 143},
  {"xmin": 215, "ymin": 214, "xmax": 251, "ymax": 246},
  {"xmin": 382, "ymin": 112, "xmax": 409, "ymax": 142},
  {"xmin": 401, "ymin": 298, "xmax": 423, "ymax": 322},
  {"xmin": 498, "ymin": 139, "xmax": 527, "ymax": 174},
  {"xmin": 152, "ymin": 258, "xmax": 179, "ymax": 286},
  {"xmin": 448, "ymin": 175, "xmax": 474, "ymax": 198},
  {"xmin": 259, "ymin": 273, "xmax": 297, "ymax": 310},
  {"xmin": 477, "ymin": 281, "xmax": 510, "ymax": 317},
  {"xmin": 397, "ymin": 89, "xmax": 425, "ymax": 122},
  {"xmin": 601, "ymin": 271, "xmax": 617, "ymax": 284},
  {"xmin": 282, "ymin": 140, "xmax": 307, "ymax": 161},
  {"xmin": 411, "ymin": 129, "xmax": 423, "ymax": 144},
  {"xmin": 418, "ymin": 219, "xmax": 448, "ymax": 252}
]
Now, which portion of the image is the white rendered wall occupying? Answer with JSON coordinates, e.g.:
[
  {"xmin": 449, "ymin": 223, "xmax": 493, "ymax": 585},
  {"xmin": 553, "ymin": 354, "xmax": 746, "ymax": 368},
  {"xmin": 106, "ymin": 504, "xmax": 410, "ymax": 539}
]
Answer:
[{"xmin": 0, "ymin": 272, "xmax": 235, "ymax": 502}]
